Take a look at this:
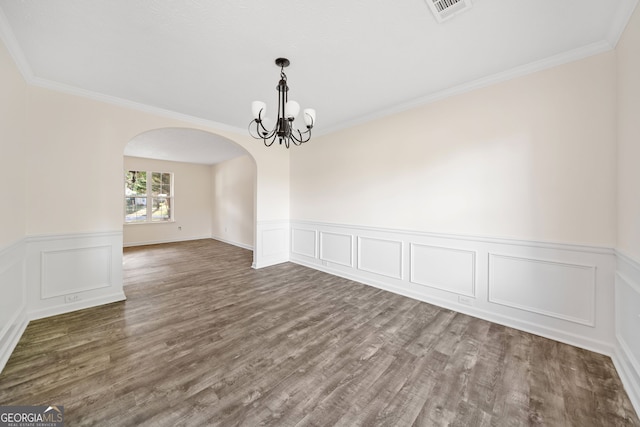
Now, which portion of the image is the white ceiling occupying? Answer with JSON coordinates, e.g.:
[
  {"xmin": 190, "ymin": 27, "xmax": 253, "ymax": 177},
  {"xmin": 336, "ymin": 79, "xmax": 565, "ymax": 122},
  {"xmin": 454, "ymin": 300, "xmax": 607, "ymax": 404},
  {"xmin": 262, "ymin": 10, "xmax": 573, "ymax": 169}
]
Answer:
[
  {"xmin": 0, "ymin": 0, "xmax": 637, "ymax": 161},
  {"xmin": 125, "ymin": 128, "xmax": 247, "ymax": 165}
]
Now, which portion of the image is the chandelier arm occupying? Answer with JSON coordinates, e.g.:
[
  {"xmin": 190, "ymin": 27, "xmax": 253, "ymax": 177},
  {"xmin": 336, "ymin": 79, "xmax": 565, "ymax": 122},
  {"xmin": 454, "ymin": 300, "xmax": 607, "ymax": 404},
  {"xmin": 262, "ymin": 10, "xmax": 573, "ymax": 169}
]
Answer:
[
  {"xmin": 257, "ymin": 116, "xmax": 272, "ymax": 136},
  {"xmin": 289, "ymin": 127, "xmax": 311, "ymax": 144},
  {"xmin": 248, "ymin": 120, "xmax": 271, "ymax": 140},
  {"xmin": 289, "ymin": 129, "xmax": 303, "ymax": 145},
  {"xmin": 264, "ymin": 132, "xmax": 278, "ymax": 147},
  {"xmin": 248, "ymin": 121, "xmax": 263, "ymax": 140}
]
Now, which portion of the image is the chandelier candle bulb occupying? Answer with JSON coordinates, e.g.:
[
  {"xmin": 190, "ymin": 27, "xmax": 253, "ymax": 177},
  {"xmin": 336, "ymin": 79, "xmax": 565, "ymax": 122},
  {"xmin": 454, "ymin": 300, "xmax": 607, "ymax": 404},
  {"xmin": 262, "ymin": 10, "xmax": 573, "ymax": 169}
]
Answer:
[
  {"xmin": 303, "ymin": 109, "xmax": 316, "ymax": 127},
  {"xmin": 251, "ymin": 101, "xmax": 266, "ymax": 120},
  {"xmin": 248, "ymin": 57, "xmax": 315, "ymax": 148},
  {"xmin": 285, "ymin": 100, "xmax": 300, "ymax": 119}
]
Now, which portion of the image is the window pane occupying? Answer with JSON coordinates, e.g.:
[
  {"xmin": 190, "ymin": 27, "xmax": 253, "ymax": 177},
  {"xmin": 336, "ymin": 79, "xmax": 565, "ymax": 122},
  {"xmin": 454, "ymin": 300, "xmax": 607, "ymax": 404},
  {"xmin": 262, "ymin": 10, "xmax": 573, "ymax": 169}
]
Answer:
[
  {"xmin": 151, "ymin": 197, "xmax": 171, "ymax": 221},
  {"xmin": 124, "ymin": 171, "xmax": 172, "ymax": 223},
  {"xmin": 125, "ymin": 171, "xmax": 146, "ymax": 196},
  {"xmin": 152, "ymin": 172, "xmax": 171, "ymax": 197},
  {"xmin": 125, "ymin": 197, "xmax": 147, "ymax": 222}
]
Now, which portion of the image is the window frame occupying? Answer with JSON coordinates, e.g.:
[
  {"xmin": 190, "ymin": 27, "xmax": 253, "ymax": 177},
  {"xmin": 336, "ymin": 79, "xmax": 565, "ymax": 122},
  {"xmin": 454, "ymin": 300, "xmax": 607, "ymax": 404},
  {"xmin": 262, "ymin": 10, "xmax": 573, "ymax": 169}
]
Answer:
[{"xmin": 124, "ymin": 170, "xmax": 174, "ymax": 224}]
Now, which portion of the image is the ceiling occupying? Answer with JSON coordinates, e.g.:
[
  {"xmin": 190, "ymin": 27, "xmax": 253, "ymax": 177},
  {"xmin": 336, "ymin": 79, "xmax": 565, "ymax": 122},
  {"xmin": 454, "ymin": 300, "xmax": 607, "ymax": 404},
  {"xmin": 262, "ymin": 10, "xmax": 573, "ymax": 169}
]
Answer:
[
  {"xmin": 0, "ymin": 0, "xmax": 637, "ymax": 162},
  {"xmin": 125, "ymin": 128, "xmax": 247, "ymax": 165}
]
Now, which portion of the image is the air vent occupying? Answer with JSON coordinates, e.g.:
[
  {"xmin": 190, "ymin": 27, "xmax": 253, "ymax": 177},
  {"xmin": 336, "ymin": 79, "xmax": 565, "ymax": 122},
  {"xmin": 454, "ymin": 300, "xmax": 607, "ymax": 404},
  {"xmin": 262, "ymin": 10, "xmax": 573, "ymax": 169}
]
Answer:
[{"xmin": 426, "ymin": 0, "xmax": 473, "ymax": 23}]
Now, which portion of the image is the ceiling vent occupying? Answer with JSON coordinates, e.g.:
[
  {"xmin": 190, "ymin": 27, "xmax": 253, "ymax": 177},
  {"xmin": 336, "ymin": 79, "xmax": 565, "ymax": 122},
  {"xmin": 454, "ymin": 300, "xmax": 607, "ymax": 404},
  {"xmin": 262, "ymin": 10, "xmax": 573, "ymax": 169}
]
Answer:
[{"xmin": 425, "ymin": 0, "xmax": 473, "ymax": 23}]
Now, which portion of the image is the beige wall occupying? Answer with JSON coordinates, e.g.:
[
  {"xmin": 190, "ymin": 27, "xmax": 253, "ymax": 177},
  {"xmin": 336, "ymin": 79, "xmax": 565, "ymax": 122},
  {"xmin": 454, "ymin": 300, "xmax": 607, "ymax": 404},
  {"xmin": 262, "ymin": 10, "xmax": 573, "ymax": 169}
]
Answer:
[
  {"xmin": 291, "ymin": 52, "xmax": 617, "ymax": 247},
  {"xmin": 19, "ymin": 83, "xmax": 288, "ymax": 238},
  {"xmin": 211, "ymin": 155, "xmax": 255, "ymax": 248},
  {"xmin": 0, "ymin": 36, "xmax": 27, "ymax": 247},
  {"xmin": 123, "ymin": 156, "xmax": 213, "ymax": 246},
  {"xmin": 617, "ymin": 4, "xmax": 640, "ymax": 261}
]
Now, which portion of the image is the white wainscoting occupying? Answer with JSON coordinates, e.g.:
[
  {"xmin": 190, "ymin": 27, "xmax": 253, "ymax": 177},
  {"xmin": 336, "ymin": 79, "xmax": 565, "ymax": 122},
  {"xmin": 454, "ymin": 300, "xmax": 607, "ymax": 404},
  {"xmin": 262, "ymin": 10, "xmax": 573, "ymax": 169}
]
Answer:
[
  {"xmin": 358, "ymin": 237, "xmax": 403, "ymax": 279},
  {"xmin": 0, "ymin": 239, "xmax": 28, "ymax": 373},
  {"xmin": 410, "ymin": 244, "xmax": 476, "ymax": 297},
  {"xmin": 613, "ymin": 251, "xmax": 640, "ymax": 416},
  {"xmin": 488, "ymin": 253, "xmax": 596, "ymax": 327},
  {"xmin": 25, "ymin": 231, "xmax": 126, "ymax": 320},
  {"xmin": 292, "ymin": 228, "xmax": 317, "ymax": 259},
  {"xmin": 253, "ymin": 220, "xmax": 290, "ymax": 269},
  {"xmin": 290, "ymin": 221, "xmax": 616, "ymax": 356},
  {"xmin": 320, "ymin": 232, "xmax": 353, "ymax": 267}
]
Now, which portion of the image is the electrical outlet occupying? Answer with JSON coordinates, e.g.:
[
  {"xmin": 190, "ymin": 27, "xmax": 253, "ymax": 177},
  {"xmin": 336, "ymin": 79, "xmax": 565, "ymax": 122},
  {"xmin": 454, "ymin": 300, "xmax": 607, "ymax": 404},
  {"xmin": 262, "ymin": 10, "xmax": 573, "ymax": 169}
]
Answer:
[
  {"xmin": 64, "ymin": 294, "xmax": 81, "ymax": 303},
  {"xmin": 458, "ymin": 295, "xmax": 474, "ymax": 306}
]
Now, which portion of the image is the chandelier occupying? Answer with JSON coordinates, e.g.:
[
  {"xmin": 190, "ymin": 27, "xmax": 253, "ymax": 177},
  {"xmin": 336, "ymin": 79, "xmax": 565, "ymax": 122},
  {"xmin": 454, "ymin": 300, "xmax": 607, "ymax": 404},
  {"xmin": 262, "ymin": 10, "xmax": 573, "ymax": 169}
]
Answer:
[{"xmin": 249, "ymin": 58, "xmax": 316, "ymax": 148}]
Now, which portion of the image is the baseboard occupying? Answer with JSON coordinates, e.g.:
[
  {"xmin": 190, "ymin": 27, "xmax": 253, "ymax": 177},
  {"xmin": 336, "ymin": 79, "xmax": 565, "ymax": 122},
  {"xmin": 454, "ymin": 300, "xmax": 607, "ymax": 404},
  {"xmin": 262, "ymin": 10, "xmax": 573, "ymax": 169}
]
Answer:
[
  {"xmin": 123, "ymin": 235, "xmax": 212, "ymax": 247},
  {"xmin": 28, "ymin": 291, "xmax": 126, "ymax": 321},
  {"xmin": 211, "ymin": 236, "xmax": 254, "ymax": 251},
  {"xmin": 252, "ymin": 255, "xmax": 289, "ymax": 269},
  {"xmin": 0, "ymin": 305, "xmax": 28, "ymax": 374},
  {"xmin": 613, "ymin": 335, "xmax": 640, "ymax": 417}
]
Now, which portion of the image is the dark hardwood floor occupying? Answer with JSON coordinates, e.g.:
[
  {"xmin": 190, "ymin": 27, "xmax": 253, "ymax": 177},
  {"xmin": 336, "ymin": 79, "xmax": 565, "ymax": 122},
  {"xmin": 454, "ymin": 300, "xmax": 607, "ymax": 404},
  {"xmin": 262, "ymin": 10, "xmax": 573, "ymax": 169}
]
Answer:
[{"xmin": 0, "ymin": 239, "xmax": 638, "ymax": 426}]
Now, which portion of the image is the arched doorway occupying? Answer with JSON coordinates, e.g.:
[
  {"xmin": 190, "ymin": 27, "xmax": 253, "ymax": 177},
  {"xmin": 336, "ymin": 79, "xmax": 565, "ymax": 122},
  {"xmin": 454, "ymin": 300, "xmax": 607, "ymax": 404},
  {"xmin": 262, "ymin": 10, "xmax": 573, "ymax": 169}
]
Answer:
[{"xmin": 122, "ymin": 127, "xmax": 257, "ymax": 261}]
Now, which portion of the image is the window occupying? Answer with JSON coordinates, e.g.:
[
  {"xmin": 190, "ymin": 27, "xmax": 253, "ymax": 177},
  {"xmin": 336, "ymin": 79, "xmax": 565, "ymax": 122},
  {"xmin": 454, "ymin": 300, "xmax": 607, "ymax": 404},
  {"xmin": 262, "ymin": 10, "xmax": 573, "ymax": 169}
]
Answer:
[{"xmin": 125, "ymin": 170, "xmax": 173, "ymax": 223}]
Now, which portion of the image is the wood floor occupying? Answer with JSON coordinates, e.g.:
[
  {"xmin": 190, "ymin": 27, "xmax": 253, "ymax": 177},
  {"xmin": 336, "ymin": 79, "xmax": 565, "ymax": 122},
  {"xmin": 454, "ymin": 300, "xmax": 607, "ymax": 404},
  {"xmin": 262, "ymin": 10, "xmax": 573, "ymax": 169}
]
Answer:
[{"xmin": 0, "ymin": 239, "xmax": 638, "ymax": 426}]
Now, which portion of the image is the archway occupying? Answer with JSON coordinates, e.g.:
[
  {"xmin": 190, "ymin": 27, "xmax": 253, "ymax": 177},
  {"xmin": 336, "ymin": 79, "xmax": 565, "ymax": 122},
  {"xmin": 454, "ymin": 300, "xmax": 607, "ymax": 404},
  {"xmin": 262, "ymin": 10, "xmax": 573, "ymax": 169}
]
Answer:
[{"xmin": 122, "ymin": 127, "xmax": 257, "ymax": 263}]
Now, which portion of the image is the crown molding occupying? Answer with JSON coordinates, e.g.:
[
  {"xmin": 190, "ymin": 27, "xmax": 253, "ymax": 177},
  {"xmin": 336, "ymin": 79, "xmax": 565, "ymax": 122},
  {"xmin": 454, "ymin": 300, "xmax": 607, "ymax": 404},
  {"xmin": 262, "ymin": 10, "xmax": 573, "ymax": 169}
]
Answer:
[
  {"xmin": 27, "ymin": 76, "xmax": 246, "ymax": 136},
  {"xmin": 1, "ymin": 9, "xmax": 246, "ymax": 136},
  {"xmin": 606, "ymin": 0, "xmax": 639, "ymax": 47},
  {"xmin": 3, "ymin": 1, "xmax": 636, "ymax": 139}
]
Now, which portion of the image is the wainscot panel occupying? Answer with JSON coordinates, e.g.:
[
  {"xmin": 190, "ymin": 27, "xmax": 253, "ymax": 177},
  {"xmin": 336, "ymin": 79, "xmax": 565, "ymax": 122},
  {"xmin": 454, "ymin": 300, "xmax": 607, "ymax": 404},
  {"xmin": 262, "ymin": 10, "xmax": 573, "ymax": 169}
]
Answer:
[
  {"xmin": 290, "ymin": 221, "xmax": 615, "ymax": 356},
  {"xmin": 291, "ymin": 228, "xmax": 317, "ymax": 259},
  {"xmin": 0, "ymin": 239, "xmax": 28, "ymax": 373},
  {"xmin": 25, "ymin": 232, "xmax": 126, "ymax": 320},
  {"xmin": 410, "ymin": 243, "xmax": 476, "ymax": 297},
  {"xmin": 358, "ymin": 237, "xmax": 403, "ymax": 279},
  {"xmin": 253, "ymin": 220, "xmax": 290, "ymax": 269},
  {"xmin": 41, "ymin": 245, "xmax": 112, "ymax": 298},
  {"xmin": 614, "ymin": 251, "xmax": 640, "ymax": 417},
  {"xmin": 488, "ymin": 253, "xmax": 596, "ymax": 326},
  {"xmin": 320, "ymin": 232, "xmax": 354, "ymax": 267}
]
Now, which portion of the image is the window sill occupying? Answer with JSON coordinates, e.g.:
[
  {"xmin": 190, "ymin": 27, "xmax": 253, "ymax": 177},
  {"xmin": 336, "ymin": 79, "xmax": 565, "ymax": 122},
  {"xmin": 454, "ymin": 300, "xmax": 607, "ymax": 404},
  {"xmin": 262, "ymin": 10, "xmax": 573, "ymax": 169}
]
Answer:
[{"xmin": 124, "ymin": 220, "xmax": 176, "ymax": 226}]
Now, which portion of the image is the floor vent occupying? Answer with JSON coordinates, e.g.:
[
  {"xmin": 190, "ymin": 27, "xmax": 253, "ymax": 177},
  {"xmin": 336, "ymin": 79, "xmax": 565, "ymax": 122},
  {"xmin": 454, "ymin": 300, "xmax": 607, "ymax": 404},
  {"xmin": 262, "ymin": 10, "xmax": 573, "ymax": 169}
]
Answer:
[{"xmin": 426, "ymin": 0, "xmax": 473, "ymax": 23}]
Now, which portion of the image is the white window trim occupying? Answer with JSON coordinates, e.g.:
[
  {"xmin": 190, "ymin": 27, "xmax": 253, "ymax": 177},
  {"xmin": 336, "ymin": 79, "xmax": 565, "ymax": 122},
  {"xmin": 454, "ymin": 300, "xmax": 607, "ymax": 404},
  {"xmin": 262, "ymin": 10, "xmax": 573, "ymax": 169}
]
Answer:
[{"xmin": 124, "ymin": 170, "xmax": 174, "ymax": 224}]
